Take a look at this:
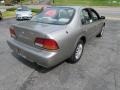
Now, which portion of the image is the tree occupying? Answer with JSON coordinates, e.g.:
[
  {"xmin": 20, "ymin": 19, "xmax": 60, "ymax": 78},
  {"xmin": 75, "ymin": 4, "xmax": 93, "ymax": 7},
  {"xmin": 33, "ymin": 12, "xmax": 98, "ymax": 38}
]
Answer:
[
  {"xmin": 4, "ymin": 0, "xmax": 21, "ymax": 5},
  {"xmin": 4, "ymin": 0, "xmax": 12, "ymax": 5},
  {"xmin": 31, "ymin": 0, "xmax": 36, "ymax": 4}
]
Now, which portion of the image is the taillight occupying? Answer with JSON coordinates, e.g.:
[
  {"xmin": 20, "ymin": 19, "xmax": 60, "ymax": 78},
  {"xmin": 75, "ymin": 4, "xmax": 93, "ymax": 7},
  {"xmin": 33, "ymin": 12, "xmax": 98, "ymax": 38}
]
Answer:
[
  {"xmin": 10, "ymin": 26, "xmax": 16, "ymax": 38},
  {"xmin": 35, "ymin": 38, "xmax": 59, "ymax": 50}
]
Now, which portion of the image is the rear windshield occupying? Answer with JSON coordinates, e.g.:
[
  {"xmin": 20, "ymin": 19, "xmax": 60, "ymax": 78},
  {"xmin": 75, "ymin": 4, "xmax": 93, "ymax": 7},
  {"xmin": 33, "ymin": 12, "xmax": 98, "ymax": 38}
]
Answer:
[{"xmin": 31, "ymin": 7, "xmax": 75, "ymax": 25}]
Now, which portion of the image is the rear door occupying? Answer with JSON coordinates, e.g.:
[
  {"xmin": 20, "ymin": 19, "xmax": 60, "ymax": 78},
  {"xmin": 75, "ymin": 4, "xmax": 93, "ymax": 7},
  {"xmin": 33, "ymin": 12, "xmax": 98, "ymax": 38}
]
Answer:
[{"xmin": 80, "ymin": 8, "xmax": 97, "ymax": 39}]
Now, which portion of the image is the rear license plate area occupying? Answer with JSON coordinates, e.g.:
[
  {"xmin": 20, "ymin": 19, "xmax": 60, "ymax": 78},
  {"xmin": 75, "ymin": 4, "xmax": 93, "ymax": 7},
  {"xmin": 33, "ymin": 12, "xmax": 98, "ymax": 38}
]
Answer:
[{"xmin": 16, "ymin": 48, "xmax": 26, "ymax": 59}]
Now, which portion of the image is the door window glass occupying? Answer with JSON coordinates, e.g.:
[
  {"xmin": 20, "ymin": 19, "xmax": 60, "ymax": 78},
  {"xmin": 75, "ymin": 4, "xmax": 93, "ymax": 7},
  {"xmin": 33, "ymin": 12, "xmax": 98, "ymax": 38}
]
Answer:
[
  {"xmin": 80, "ymin": 9, "xmax": 92, "ymax": 25},
  {"xmin": 90, "ymin": 9, "xmax": 99, "ymax": 21}
]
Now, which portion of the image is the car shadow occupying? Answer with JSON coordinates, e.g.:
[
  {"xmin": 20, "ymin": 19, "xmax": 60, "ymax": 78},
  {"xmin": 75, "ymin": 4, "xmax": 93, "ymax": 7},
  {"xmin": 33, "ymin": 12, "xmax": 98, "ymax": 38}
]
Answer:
[{"xmin": 11, "ymin": 52, "xmax": 64, "ymax": 73}]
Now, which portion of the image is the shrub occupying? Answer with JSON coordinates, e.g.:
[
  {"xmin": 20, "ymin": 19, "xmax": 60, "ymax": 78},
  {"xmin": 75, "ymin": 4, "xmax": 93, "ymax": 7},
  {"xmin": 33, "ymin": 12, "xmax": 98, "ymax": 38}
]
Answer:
[
  {"xmin": 6, "ymin": 8, "xmax": 16, "ymax": 11},
  {"xmin": 31, "ymin": 8, "xmax": 43, "ymax": 13}
]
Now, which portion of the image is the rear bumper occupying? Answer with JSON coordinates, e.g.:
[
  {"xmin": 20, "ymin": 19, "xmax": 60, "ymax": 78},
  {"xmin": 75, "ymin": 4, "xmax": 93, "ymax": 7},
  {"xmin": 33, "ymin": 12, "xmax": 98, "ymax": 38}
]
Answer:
[{"xmin": 7, "ymin": 39, "xmax": 62, "ymax": 68}]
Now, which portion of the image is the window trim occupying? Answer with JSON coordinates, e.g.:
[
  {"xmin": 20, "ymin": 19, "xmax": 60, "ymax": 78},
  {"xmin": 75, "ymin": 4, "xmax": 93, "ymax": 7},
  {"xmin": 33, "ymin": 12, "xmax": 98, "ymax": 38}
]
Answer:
[{"xmin": 88, "ymin": 8, "xmax": 101, "ymax": 22}]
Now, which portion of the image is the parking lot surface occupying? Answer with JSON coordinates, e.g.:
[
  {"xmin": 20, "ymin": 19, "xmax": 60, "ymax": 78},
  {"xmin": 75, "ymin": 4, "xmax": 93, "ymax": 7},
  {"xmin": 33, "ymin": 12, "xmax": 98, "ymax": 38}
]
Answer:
[{"xmin": 0, "ymin": 14, "xmax": 120, "ymax": 90}]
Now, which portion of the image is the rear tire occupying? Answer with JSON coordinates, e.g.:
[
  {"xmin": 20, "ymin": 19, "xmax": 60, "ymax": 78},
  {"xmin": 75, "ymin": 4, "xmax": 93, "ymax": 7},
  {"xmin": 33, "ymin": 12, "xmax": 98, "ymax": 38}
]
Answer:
[{"xmin": 67, "ymin": 40, "xmax": 84, "ymax": 64}]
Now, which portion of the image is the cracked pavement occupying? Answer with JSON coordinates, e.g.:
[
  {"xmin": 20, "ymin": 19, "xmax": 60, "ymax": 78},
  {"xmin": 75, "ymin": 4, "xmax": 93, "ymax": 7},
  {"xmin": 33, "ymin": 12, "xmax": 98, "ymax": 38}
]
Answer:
[{"xmin": 0, "ymin": 8, "xmax": 120, "ymax": 90}]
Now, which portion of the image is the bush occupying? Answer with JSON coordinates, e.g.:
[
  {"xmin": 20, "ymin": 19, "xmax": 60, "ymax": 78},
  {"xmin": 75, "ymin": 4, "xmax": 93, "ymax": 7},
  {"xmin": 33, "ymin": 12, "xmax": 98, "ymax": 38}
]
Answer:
[
  {"xmin": 31, "ymin": 8, "xmax": 43, "ymax": 13},
  {"xmin": 6, "ymin": 8, "xmax": 16, "ymax": 11}
]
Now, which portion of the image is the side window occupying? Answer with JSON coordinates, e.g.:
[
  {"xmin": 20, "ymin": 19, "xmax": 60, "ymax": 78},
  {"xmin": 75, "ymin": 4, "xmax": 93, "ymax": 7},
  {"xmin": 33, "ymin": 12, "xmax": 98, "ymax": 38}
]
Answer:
[
  {"xmin": 90, "ymin": 9, "xmax": 99, "ymax": 21},
  {"xmin": 68, "ymin": 9, "xmax": 74, "ymax": 17},
  {"xmin": 80, "ymin": 9, "xmax": 91, "ymax": 25}
]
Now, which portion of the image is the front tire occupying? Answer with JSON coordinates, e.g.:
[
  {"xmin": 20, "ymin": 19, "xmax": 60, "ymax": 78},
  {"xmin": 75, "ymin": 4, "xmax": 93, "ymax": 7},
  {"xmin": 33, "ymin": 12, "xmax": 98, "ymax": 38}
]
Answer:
[{"xmin": 67, "ymin": 40, "xmax": 84, "ymax": 64}]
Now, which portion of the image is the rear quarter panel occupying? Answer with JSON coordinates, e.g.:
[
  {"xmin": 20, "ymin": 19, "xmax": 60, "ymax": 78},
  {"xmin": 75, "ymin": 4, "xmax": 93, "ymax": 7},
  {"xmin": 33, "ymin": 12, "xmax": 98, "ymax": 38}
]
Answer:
[{"xmin": 47, "ymin": 8, "xmax": 87, "ymax": 60}]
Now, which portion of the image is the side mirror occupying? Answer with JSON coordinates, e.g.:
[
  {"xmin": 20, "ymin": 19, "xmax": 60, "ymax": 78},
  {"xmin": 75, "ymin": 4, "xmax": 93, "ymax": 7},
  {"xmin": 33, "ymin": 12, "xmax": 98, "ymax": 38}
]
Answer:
[{"xmin": 100, "ymin": 16, "xmax": 105, "ymax": 19}]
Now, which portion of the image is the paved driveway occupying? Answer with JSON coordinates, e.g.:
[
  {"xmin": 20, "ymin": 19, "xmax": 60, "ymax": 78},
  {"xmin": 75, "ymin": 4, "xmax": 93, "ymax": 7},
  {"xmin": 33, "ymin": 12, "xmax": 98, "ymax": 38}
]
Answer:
[{"xmin": 0, "ymin": 10, "xmax": 120, "ymax": 90}]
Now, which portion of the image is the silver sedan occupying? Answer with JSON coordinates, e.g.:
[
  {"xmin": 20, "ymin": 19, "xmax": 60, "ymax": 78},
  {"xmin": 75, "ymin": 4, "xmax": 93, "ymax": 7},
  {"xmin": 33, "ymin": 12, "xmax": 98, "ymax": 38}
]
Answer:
[
  {"xmin": 16, "ymin": 6, "xmax": 32, "ymax": 20},
  {"xmin": 7, "ymin": 6, "xmax": 105, "ymax": 68}
]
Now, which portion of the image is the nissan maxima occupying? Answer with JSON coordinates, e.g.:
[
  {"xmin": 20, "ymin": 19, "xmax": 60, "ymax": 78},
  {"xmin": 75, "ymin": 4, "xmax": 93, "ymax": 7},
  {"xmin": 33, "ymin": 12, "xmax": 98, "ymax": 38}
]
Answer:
[{"xmin": 7, "ymin": 6, "xmax": 105, "ymax": 68}]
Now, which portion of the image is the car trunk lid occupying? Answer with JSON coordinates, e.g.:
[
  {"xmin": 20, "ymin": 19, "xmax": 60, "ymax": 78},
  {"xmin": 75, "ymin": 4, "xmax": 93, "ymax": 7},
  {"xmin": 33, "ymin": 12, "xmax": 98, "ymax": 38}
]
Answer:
[{"xmin": 13, "ymin": 21, "xmax": 66, "ymax": 47}]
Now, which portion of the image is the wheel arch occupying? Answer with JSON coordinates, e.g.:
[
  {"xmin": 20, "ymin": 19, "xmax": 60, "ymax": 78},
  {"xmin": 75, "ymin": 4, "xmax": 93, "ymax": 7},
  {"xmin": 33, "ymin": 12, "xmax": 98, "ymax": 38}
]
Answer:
[
  {"xmin": 67, "ymin": 35, "xmax": 86, "ymax": 62},
  {"xmin": 80, "ymin": 36, "xmax": 86, "ymax": 45},
  {"xmin": 71, "ymin": 35, "xmax": 86, "ymax": 55}
]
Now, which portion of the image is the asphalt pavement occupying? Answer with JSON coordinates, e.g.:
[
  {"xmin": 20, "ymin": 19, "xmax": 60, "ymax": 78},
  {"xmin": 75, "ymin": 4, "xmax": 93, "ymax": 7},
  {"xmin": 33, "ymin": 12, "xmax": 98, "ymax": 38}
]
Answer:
[
  {"xmin": 0, "ymin": 8, "xmax": 120, "ymax": 90},
  {"xmin": 95, "ymin": 7, "xmax": 120, "ymax": 20}
]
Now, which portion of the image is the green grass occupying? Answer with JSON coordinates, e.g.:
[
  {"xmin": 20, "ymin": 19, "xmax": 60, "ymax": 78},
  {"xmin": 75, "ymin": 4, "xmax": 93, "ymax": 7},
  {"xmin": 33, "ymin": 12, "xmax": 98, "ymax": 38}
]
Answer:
[
  {"xmin": 2, "ymin": 11, "xmax": 16, "ymax": 19},
  {"xmin": 21, "ymin": 0, "xmax": 31, "ymax": 5},
  {"xmin": 6, "ymin": 8, "xmax": 16, "ymax": 11},
  {"xmin": 54, "ymin": 0, "xmax": 120, "ymax": 6},
  {"xmin": 31, "ymin": 8, "xmax": 43, "ymax": 13}
]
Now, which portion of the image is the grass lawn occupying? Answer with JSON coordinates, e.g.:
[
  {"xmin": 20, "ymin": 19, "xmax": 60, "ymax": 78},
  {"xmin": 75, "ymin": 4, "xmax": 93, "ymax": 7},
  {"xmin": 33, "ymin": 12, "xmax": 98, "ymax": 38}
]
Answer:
[
  {"xmin": 54, "ymin": 0, "xmax": 120, "ymax": 6},
  {"xmin": 2, "ymin": 11, "xmax": 16, "ymax": 19}
]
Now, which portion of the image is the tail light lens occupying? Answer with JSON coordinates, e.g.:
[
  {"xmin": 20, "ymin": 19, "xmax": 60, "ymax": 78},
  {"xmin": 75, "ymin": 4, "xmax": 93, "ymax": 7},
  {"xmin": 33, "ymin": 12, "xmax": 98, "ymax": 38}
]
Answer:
[
  {"xmin": 10, "ymin": 26, "xmax": 16, "ymax": 38},
  {"xmin": 35, "ymin": 38, "xmax": 59, "ymax": 50}
]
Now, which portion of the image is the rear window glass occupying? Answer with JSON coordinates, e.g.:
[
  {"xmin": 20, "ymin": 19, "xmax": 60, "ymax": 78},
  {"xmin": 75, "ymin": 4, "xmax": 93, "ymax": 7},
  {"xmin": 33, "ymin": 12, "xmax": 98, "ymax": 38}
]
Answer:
[
  {"xmin": 31, "ymin": 7, "xmax": 75, "ymax": 25},
  {"xmin": 45, "ymin": 10, "xmax": 57, "ymax": 16}
]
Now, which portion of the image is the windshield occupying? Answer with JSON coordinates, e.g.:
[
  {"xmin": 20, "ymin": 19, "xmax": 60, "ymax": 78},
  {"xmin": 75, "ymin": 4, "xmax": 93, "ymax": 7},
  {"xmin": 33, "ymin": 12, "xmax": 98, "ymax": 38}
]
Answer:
[
  {"xmin": 17, "ymin": 7, "xmax": 30, "ymax": 11},
  {"xmin": 31, "ymin": 7, "xmax": 75, "ymax": 25}
]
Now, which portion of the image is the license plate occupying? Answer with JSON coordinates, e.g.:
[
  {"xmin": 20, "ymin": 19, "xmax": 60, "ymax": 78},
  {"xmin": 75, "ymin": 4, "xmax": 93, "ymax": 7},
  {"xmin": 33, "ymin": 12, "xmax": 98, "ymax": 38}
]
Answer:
[{"xmin": 16, "ymin": 48, "xmax": 26, "ymax": 59}]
